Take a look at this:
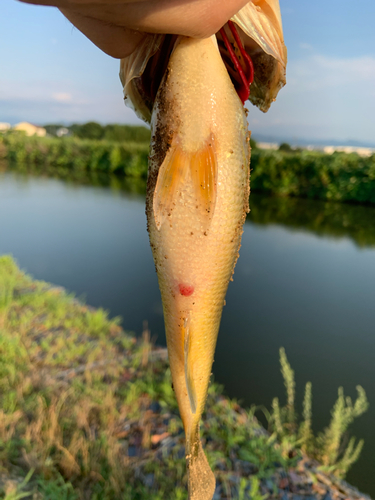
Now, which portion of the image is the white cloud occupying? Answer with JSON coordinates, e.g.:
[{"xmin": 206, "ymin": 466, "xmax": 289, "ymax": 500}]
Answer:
[
  {"xmin": 52, "ymin": 92, "xmax": 72, "ymax": 102},
  {"xmin": 247, "ymin": 51, "xmax": 375, "ymax": 144},
  {"xmin": 288, "ymin": 54, "xmax": 375, "ymax": 90},
  {"xmin": 0, "ymin": 79, "xmax": 92, "ymax": 109},
  {"xmin": 2, "ymin": 49, "xmax": 374, "ymax": 143},
  {"xmin": 0, "ymin": 80, "xmax": 76, "ymax": 103},
  {"xmin": 0, "ymin": 77, "xmax": 144, "ymax": 126},
  {"xmin": 299, "ymin": 43, "xmax": 313, "ymax": 51}
]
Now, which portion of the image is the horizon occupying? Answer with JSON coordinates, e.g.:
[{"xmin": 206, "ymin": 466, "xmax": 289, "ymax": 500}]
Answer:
[
  {"xmin": 4, "ymin": 120, "xmax": 375, "ymax": 149},
  {"xmin": 1, "ymin": 0, "xmax": 375, "ymax": 145}
]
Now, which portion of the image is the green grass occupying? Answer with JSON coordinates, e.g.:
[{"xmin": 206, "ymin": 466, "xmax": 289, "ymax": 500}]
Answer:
[{"xmin": 0, "ymin": 256, "xmax": 368, "ymax": 498}]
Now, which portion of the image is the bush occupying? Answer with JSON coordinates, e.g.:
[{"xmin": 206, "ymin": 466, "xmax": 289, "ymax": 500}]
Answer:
[
  {"xmin": 264, "ymin": 348, "xmax": 368, "ymax": 478},
  {"xmin": 0, "ymin": 133, "xmax": 149, "ymax": 179},
  {"xmin": 66, "ymin": 122, "xmax": 151, "ymax": 143},
  {"xmin": 250, "ymin": 149, "xmax": 375, "ymax": 204},
  {"xmin": 2, "ymin": 132, "xmax": 375, "ymax": 206},
  {"xmin": 278, "ymin": 142, "xmax": 293, "ymax": 152}
]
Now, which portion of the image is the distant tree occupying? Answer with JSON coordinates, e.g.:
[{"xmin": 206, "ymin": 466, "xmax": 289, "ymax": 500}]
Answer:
[
  {"xmin": 103, "ymin": 124, "xmax": 151, "ymax": 143},
  {"xmin": 67, "ymin": 122, "xmax": 150, "ymax": 143},
  {"xmin": 279, "ymin": 142, "xmax": 293, "ymax": 152},
  {"xmin": 250, "ymin": 137, "xmax": 257, "ymax": 150},
  {"xmin": 71, "ymin": 122, "xmax": 104, "ymax": 140}
]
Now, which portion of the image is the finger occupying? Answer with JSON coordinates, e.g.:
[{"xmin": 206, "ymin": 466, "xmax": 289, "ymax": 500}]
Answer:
[
  {"xmin": 20, "ymin": 0, "xmax": 251, "ymax": 59},
  {"xmin": 19, "ymin": 0, "xmax": 150, "ymax": 5},
  {"xmin": 60, "ymin": 8, "xmax": 146, "ymax": 58},
  {"xmin": 21, "ymin": 0, "xmax": 250, "ymax": 38},
  {"xmin": 121, "ymin": 0, "xmax": 251, "ymax": 38}
]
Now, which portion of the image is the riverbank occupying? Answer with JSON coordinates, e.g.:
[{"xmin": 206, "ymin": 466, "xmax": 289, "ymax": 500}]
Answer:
[
  {"xmin": 1, "ymin": 133, "xmax": 375, "ymax": 205},
  {"xmin": 0, "ymin": 256, "xmax": 371, "ymax": 499}
]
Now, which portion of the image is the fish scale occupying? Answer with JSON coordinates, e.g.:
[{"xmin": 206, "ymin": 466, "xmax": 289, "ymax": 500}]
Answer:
[
  {"xmin": 146, "ymin": 36, "xmax": 250, "ymax": 499},
  {"xmin": 120, "ymin": 3, "xmax": 287, "ymax": 498}
]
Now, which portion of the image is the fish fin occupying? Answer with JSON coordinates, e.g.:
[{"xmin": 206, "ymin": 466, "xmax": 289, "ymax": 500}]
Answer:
[
  {"xmin": 153, "ymin": 135, "xmax": 217, "ymax": 231},
  {"xmin": 186, "ymin": 426, "xmax": 216, "ymax": 500},
  {"xmin": 153, "ymin": 140, "xmax": 189, "ymax": 230},
  {"xmin": 189, "ymin": 134, "xmax": 218, "ymax": 230},
  {"xmin": 231, "ymin": 1, "xmax": 286, "ymax": 67},
  {"xmin": 231, "ymin": 1, "xmax": 287, "ymax": 112},
  {"xmin": 183, "ymin": 316, "xmax": 197, "ymax": 415}
]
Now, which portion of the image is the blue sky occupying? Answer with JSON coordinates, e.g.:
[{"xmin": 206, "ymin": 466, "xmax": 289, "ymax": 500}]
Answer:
[{"xmin": 1, "ymin": 0, "xmax": 375, "ymax": 145}]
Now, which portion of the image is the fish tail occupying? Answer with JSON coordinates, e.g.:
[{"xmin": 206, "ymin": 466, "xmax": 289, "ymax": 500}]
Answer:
[{"xmin": 186, "ymin": 424, "xmax": 216, "ymax": 500}]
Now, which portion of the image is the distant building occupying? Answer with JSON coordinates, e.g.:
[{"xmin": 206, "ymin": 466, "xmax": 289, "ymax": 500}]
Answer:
[
  {"xmin": 13, "ymin": 122, "xmax": 46, "ymax": 137},
  {"xmin": 322, "ymin": 145, "xmax": 375, "ymax": 157},
  {"xmin": 0, "ymin": 122, "xmax": 11, "ymax": 132},
  {"xmin": 56, "ymin": 127, "xmax": 69, "ymax": 137},
  {"xmin": 257, "ymin": 142, "xmax": 278, "ymax": 150}
]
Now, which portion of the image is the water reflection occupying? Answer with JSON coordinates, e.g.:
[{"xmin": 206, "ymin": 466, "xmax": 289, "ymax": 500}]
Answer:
[
  {"xmin": 2, "ymin": 162, "xmax": 147, "ymax": 195},
  {"xmin": 249, "ymin": 193, "xmax": 375, "ymax": 248},
  {"xmin": 5, "ymin": 163, "xmax": 375, "ymax": 248}
]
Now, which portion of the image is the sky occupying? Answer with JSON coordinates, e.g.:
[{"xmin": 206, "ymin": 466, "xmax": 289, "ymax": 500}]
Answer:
[{"xmin": 1, "ymin": 0, "xmax": 375, "ymax": 145}]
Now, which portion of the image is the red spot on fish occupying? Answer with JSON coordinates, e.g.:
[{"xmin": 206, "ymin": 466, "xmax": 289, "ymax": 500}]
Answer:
[{"xmin": 179, "ymin": 284, "xmax": 194, "ymax": 297}]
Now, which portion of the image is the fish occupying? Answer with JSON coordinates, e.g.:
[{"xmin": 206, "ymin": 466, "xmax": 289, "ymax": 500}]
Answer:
[{"xmin": 120, "ymin": 2, "xmax": 287, "ymax": 498}]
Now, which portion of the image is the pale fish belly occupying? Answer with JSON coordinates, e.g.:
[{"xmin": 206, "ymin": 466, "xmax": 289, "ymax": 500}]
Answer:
[{"xmin": 146, "ymin": 36, "xmax": 250, "ymax": 499}]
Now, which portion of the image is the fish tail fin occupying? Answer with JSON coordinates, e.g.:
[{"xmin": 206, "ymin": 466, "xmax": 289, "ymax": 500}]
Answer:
[
  {"xmin": 153, "ymin": 135, "xmax": 217, "ymax": 231},
  {"xmin": 186, "ymin": 425, "xmax": 216, "ymax": 500}
]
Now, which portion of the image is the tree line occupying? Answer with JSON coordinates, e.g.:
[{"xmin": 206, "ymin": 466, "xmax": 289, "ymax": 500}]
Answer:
[{"xmin": 44, "ymin": 122, "xmax": 151, "ymax": 143}]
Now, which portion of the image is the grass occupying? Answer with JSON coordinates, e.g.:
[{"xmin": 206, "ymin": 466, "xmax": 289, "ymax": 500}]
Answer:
[{"xmin": 0, "ymin": 256, "xmax": 368, "ymax": 499}]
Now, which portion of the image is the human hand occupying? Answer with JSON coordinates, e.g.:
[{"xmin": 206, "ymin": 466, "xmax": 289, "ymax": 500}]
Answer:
[{"xmin": 18, "ymin": 0, "xmax": 249, "ymax": 58}]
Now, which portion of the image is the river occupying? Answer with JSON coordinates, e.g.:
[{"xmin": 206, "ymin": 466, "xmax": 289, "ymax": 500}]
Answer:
[{"xmin": 1, "ymin": 169, "xmax": 374, "ymax": 496}]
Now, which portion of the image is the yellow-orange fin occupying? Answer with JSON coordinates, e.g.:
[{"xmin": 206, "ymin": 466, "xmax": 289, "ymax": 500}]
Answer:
[
  {"xmin": 190, "ymin": 134, "xmax": 218, "ymax": 229},
  {"xmin": 153, "ymin": 135, "xmax": 217, "ymax": 231},
  {"xmin": 184, "ymin": 316, "xmax": 197, "ymax": 415},
  {"xmin": 232, "ymin": 1, "xmax": 286, "ymax": 67},
  {"xmin": 186, "ymin": 427, "xmax": 216, "ymax": 500},
  {"xmin": 153, "ymin": 141, "xmax": 189, "ymax": 230}
]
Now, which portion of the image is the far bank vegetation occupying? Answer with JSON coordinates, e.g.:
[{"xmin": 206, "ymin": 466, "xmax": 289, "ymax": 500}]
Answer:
[{"xmin": 1, "ymin": 123, "xmax": 375, "ymax": 205}]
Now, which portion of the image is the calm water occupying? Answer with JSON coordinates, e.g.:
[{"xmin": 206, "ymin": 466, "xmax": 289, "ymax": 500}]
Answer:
[{"xmin": 1, "ymin": 170, "xmax": 375, "ymax": 495}]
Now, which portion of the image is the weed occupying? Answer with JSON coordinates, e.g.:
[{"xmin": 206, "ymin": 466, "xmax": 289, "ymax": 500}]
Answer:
[
  {"xmin": 37, "ymin": 474, "xmax": 78, "ymax": 500},
  {"xmin": 266, "ymin": 348, "xmax": 368, "ymax": 478},
  {"xmin": 2, "ymin": 469, "xmax": 34, "ymax": 500}
]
